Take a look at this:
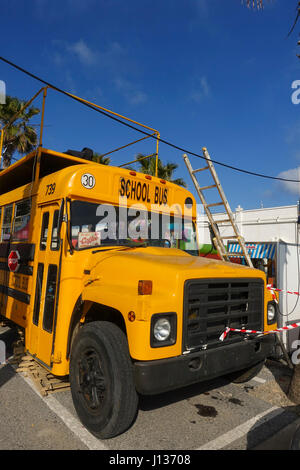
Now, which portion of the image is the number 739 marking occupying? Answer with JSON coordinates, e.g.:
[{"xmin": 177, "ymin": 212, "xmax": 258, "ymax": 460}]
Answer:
[{"xmin": 46, "ymin": 183, "xmax": 56, "ymax": 195}]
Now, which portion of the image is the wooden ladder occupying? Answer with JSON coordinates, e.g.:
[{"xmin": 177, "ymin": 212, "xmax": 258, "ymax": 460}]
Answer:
[{"xmin": 183, "ymin": 148, "xmax": 253, "ymax": 268}]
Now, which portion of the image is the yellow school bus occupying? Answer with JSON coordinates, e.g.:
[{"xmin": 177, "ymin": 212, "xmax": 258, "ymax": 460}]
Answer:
[
  {"xmin": 0, "ymin": 145, "xmax": 278, "ymax": 438},
  {"xmin": 0, "ymin": 86, "xmax": 278, "ymax": 439}
]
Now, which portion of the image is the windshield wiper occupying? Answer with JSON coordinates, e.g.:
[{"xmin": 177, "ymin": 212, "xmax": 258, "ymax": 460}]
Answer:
[{"xmin": 92, "ymin": 241, "xmax": 148, "ymax": 254}]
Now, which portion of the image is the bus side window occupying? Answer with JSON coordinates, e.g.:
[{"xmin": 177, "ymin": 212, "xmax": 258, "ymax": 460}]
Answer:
[
  {"xmin": 43, "ymin": 264, "xmax": 57, "ymax": 333},
  {"xmin": 33, "ymin": 263, "xmax": 44, "ymax": 326},
  {"xmin": 51, "ymin": 210, "xmax": 59, "ymax": 251},
  {"xmin": 12, "ymin": 199, "xmax": 31, "ymax": 241},
  {"xmin": 40, "ymin": 212, "xmax": 49, "ymax": 251},
  {"xmin": 1, "ymin": 204, "xmax": 13, "ymax": 242}
]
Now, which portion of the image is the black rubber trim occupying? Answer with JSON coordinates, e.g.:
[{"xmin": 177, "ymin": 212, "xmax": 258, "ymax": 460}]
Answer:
[
  {"xmin": 0, "ymin": 284, "xmax": 30, "ymax": 304},
  {"xmin": 0, "ymin": 262, "xmax": 33, "ymax": 275},
  {"xmin": 133, "ymin": 334, "xmax": 276, "ymax": 395},
  {"xmin": 0, "ymin": 243, "xmax": 35, "ymax": 261}
]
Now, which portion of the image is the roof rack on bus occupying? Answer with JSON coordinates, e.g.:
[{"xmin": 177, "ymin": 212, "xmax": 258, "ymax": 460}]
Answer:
[
  {"xmin": 64, "ymin": 148, "xmax": 94, "ymax": 161},
  {"xmin": 0, "ymin": 86, "xmax": 161, "ymax": 175},
  {"xmin": 0, "ymin": 147, "xmax": 98, "ymax": 196}
]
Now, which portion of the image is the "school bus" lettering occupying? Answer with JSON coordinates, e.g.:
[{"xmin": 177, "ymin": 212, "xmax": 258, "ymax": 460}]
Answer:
[{"xmin": 119, "ymin": 178, "xmax": 168, "ymax": 205}]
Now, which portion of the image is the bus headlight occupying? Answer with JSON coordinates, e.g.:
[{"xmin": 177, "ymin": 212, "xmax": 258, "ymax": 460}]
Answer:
[
  {"xmin": 154, "ymin": 318, "xmax": 171, "ymax": 341},
  {"xmin": 151, "ymin": 313, "xmax": 177, "ymax": 347},
  {"xmin": 267, "ymin": 301, "xmax": 277, "ymax": 325}
]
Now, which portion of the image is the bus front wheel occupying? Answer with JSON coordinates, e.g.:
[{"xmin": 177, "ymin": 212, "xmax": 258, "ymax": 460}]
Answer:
[{"xmin": 69, "ymin": 321, "xmax": 138, "ymax": 439}]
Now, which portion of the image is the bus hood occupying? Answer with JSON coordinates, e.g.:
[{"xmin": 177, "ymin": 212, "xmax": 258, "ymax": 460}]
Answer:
[
  {"xmin": 82, "ymin": 246, "xmax": 265, "ymax": 323},
  {"xmin": 90, "ymin": 246, "xmax": 264, "ymax": 282}
]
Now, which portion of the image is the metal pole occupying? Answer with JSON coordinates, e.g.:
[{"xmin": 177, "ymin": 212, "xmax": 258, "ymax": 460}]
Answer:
[
  {"xmin": 0, "ymin": 129, "xmax": 3, "ymax": 168},
  {"xmin": 64, "ymin": 89, "xmax": 159, "ymax": 136},
  {"xmin": 276, "ymin": 332, "xmax": 294, "ymax": 369},
  {"xmin": 118, "ymin": 153, "xmax": 156, "ymax": 168},
  {"xmin": 155, "ymin": 133, "xmax": 160, "ymax": 177},
  {"xmin": 100, "ymin": 133, "xmax": 156, "ymax": 159},
  {"xmin": 39, "ymin": 87, "xmax": 48, "ymax": 147}
]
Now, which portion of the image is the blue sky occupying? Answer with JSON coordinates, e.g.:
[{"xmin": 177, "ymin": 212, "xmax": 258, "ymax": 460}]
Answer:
[{"xmin": 1, "ymin": 0, "xmax": 300, "ymax": 210}]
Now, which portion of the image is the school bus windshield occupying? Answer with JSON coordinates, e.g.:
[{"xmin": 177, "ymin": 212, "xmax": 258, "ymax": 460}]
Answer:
[{"xmin": 71, "ymin": 200, "xmax": 199, "ymax": 256}]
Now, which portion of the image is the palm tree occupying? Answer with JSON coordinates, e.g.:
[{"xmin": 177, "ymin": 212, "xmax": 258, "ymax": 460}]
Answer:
[
  {"xmin": 134, "ymin": 153, "xmax": 186, "ymax": 187},
  {"xmin": 244, "ymin": 1, "xmax": 300, "ymax": 50},
  {"xmin": 0, "ymin": 95, "xmax": 40, "ymax": 169},
  {"xmin": 243, "ymin": 0, "xmax": 264, "ymax": 8},
  {"xmin": 92, "ymin": 152, "xmax": 111, "ymax": 165}
]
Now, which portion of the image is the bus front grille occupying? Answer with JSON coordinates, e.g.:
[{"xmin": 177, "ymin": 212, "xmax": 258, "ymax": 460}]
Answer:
[{"xmin": 183, "ymin": 278, "xmax": 264, "ymax": 351}]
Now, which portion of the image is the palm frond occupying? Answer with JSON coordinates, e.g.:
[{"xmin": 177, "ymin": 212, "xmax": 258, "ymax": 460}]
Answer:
[
  {"xmin": 0, "ymin": 95, "xmax": 40, "ymax": 168},
  {"xmin": 92, "ymin": 152, "xmax": 111, "ymax": 165},
  {"xmin": 135, "ymin": 154, "xmax": 186, "ymax": 187},
  {"xmin": 243, "ymin": 0, "xmax": 264, "ymax": 9}
]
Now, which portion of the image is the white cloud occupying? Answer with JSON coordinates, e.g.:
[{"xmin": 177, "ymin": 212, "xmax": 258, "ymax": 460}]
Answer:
[
  {"xmin": 200, "ymin": 76, "xmax": 210, "ymax": 97},
  {"xmin": 50, "ymin": 39, "xmax": 146, "ymax": 105},
  {"xmin": 52, "ymin": 51, "xmax": 64, "ymax": 67},
  {"xmin": 277, "ymin": 167, "xmax": 300, "ymax": 195},
  {"xmin": 285, "ymin": 120, "xmax": 300, "ymax": 146},
  {"xmin": 107, "ymin": 42, "xmax": 125, "ymax": 55},
  {"xmin": 67, "ymin": 39, "xmax": 98, "ymax": 66},
  {"xmin": 114, "ymin": 78, "xmax": 147, "ymax": 105},
  {"xmin": 129, "ymin": 91, "xmax": 148, "ymax": 105},
  {"xmin": 82, "ymin": 86, "xmax": 103, "ymax": 102},
  {"xmin": 52, "ymin": 39, "xmax": 125, "ymax": 70},
  {"xmin": 64, "ymin": 71, "xmax": 77, "ymax": 94},
  {"xmin": 190, "ymin": 76, "xmax": 211, "ymax": 103},
  {"xmin": 294, "ymin": 150, "xmax": 300, "ymax": 161}
]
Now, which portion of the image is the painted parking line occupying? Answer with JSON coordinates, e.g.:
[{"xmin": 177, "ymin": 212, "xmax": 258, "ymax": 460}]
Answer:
[
  {"xmin": 197, "ymin": 406, "xmax": 283, "ymax": 450},
  {"xmin": 19, "ymin": 371, "xmax": 108, "ymax": 450},
  {"xmin": 251, "ymin": 376, "xmax": 266, "ymax": 384}
]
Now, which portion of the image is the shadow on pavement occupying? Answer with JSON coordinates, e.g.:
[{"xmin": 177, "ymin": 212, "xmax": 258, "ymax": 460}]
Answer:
[
  {"xmin": 0, "ymin": 363, "xmax": 16, "ymax": 388},
  {"xmin": 246, "ymin": 359, "xmax": 300, "ymax": 450},
  {"xmin": 139, "ymin": 375, "xmax": 234, "ymax": 411},
  {"xmin": 139, "ymin": 356, "xmax": 300, "ymax": 450},
  {"xmin": 246, "ymin": 404, "xmax": 300, "ymax": 450}
]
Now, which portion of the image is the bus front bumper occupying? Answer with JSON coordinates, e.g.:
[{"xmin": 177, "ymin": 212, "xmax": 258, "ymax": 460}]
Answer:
[{"xmin": 133, "ymin": 334, "xmax": 276, "ymax": 395}]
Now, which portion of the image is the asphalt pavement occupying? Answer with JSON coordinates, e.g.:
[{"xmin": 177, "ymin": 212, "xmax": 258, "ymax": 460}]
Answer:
[{"xmin": 0, "ymin": 325, "xmax": 299, "ymax": 451}]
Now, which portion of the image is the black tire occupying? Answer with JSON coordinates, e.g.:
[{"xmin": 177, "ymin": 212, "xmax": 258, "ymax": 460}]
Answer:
[
  {"xmin": 290, "ymin": 425, "xmax": 300, "ymax": 450},
  {"xmin": 69, "ymin": 321, "xmax": 138, "ymax": 439},
  {"xmin": 226, "ymin": 361, "xmax": 265, "ymax": 384}
]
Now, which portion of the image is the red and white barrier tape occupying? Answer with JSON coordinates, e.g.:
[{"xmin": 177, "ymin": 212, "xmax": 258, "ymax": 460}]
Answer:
[
  {"xmin": 267, "ymin": 284, "xmax": 300, "ymax": 303},
  {"xmin": 219, "ymin": 322, "xmax": 300, "ymax": 341},
  {"xmin": 218, "ymin": 284, "xmax": 300, "ymax": 341},
  {"xmin": 266, "ymin": 284, "xmax": 278, "ymax": 303}
]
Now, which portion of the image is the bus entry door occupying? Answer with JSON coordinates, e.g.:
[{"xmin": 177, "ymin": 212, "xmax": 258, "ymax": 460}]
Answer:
[{"xmin": 29, "ymin": 203, "xmax": 62, "ymax": 368}]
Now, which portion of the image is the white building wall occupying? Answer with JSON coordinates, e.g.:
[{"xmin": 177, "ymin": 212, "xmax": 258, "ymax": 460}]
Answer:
[
  {"xmin": 197, "ymin": 204, "xmax": 300, "ymax": 352},
  {"xmin": 197, "ymin": 204, "xmax": 298, "ymax": 246}
]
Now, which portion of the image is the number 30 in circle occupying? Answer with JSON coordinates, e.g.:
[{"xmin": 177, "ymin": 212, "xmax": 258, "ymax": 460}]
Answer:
[{"xmin": 81, "ymin": 173, "xmax": 95, "ymax": 189}]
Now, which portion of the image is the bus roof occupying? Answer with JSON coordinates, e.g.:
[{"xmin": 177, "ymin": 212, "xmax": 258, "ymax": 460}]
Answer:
[
  {"xmin": 0, "ymin": 147, "xmax": 196, "ymax": 216},
  {"xmin": 0, "ymin": 148, "xmax": 94, "ymax": 196}
]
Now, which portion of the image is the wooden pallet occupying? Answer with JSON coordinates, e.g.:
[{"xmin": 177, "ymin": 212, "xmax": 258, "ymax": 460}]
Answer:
[{"xmin": 9, "ymin": 343, "xmax": 70, "ymax": 397}]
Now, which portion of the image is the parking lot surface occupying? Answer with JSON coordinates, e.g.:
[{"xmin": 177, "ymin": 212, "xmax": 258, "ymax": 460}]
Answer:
[{"xmin": 0, "ymin": 325, "xmax": 299, "ymax": 451}]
